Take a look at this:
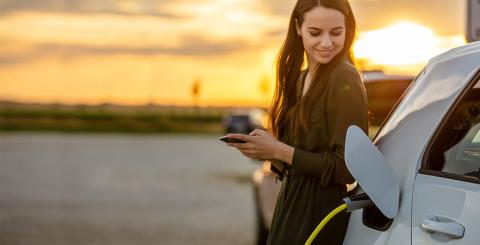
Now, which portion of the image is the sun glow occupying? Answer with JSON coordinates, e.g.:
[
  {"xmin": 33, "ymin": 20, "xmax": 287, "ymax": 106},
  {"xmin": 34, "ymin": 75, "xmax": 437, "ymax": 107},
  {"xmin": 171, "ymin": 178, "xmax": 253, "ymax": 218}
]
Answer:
[{"xmin": 354, "ymin": 22, "xmax": 465, "ymax": 67}]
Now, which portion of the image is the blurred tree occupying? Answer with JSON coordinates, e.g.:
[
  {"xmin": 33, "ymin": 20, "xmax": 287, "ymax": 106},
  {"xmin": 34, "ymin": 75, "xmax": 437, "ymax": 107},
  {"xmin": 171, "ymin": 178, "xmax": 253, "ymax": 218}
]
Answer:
[{"xmin": 191, "ymin": 78, "xmax": 201, "ymax": 108}]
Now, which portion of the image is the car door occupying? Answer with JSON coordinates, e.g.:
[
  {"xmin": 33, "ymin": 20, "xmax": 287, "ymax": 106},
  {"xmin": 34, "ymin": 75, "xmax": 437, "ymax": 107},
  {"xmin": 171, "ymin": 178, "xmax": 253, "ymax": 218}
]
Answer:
[{"xmin": 412, "ymin": 75, "xmax": 480, "ymax": 244}]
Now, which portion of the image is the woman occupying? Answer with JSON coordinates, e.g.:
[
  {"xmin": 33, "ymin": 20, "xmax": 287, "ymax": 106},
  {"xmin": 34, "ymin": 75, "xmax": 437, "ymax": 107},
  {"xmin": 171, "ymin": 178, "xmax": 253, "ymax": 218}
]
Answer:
[{"xmin": 227, "ymin": 0, "xmax": 368, "ymax": 244}]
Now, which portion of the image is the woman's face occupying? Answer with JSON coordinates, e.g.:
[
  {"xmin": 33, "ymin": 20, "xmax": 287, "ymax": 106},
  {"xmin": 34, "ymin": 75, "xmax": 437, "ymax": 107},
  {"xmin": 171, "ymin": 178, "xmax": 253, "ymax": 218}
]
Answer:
[{"xmin": 297, "ymin": 6, "xmax": 346, "ymax": 67}]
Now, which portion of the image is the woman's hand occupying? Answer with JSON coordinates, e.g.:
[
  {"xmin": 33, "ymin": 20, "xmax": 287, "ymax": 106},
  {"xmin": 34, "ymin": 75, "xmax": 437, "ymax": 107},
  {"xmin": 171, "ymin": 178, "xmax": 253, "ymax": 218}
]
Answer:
[{"xmin": 227, "ymin": 129, "xmax": 294, "ymax": 164}]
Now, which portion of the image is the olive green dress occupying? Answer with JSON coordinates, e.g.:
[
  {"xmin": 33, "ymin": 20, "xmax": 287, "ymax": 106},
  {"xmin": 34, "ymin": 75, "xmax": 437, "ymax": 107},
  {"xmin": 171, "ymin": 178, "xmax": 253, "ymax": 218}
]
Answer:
[{"xmin": 266, "ymin": 61, "xmax": 369, "ymax": 245}]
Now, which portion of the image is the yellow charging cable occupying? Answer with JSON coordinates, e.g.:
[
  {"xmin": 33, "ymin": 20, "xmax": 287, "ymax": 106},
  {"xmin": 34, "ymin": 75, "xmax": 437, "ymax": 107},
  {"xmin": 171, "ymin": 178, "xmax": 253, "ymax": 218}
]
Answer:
[{"xmin": 305, "ymin": 203, "xmax": 347, "ymax": 245}]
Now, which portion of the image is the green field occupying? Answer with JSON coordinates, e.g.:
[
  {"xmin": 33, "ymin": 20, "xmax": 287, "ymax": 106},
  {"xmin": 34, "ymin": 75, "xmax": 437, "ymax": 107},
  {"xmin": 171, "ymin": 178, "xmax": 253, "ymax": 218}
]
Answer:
[{"xmin": 0, "ymin": 102, "xmax": 232, "ymax": 134}]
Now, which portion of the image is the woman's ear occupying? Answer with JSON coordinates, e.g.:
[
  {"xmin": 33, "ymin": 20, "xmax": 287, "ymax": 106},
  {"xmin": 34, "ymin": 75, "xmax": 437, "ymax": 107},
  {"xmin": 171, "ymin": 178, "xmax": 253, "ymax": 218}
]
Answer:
[{"xmin": 295, "ymin": 19, "xmax": 302, "ymax": 36}]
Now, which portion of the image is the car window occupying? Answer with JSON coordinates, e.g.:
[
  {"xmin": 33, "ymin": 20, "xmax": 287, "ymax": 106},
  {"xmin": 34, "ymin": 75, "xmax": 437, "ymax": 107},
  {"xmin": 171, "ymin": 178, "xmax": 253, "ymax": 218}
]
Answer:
[
  {"xmin": 424, "ymin": 78, "xmax": 480, "ymax": 183},
  {"xmin": 443, "ymin": 123, "xmax": 480, "ymax": 177}
]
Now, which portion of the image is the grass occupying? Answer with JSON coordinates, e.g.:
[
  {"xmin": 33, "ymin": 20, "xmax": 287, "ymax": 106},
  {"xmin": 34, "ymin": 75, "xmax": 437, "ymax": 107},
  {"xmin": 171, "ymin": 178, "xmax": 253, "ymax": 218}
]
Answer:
[{"xmin": 0, "ymin": 102, "xmax": 229, "ymax": 134}]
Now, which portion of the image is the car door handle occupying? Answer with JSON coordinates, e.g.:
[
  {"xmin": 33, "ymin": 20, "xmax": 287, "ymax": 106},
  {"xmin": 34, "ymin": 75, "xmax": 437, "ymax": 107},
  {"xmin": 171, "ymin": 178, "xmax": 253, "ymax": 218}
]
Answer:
[{"xmin": 421, "ymin": 216, "xmax": 465, "ymax": 239}]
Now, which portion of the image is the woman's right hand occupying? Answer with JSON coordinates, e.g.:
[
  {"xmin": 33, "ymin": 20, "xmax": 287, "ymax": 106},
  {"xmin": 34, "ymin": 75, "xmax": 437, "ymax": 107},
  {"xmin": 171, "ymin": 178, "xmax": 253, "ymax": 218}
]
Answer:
[{"xmin": 227, "ymin": 129, "xmax": 294, "ymax": 164}]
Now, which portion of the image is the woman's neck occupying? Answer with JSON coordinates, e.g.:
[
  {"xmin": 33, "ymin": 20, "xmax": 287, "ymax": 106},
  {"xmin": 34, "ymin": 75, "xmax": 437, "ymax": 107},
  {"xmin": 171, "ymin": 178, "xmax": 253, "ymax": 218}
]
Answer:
[
  {"xmin": 307, "ymin": 67, "xmax": 316, "ymax": 78},
  {"xmin": 303, "ymin": 60, "xmax": 321, "ymax": 97},
  {"xmin": 307, "ymin": 57, "xmax": 318, "ymax": 78},
  {"xmin": 302, "ymin": 70, "xmax": 312, "ymax": 97}
]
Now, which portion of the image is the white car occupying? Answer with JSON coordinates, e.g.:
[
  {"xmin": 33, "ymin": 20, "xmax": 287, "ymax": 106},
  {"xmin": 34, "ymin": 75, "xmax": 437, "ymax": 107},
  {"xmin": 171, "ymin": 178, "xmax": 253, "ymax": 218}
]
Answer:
[{"xmin": 343, "ymin": 41, "xmax": 480, "ymax": 244}]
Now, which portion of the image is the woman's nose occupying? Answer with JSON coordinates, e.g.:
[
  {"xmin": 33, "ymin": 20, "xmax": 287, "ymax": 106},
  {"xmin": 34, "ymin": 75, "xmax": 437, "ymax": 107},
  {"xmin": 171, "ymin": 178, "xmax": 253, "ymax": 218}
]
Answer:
[{"xmin": 320, "ymin": 35, "xmax": 333, "ymax": 48}]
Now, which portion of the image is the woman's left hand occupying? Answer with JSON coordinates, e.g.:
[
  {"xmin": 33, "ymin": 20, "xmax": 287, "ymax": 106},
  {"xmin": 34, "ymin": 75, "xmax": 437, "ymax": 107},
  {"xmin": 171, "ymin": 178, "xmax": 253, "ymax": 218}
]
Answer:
[{"xmin": 227, "ymin": 129, "xmax": 287, "ymax": 161}]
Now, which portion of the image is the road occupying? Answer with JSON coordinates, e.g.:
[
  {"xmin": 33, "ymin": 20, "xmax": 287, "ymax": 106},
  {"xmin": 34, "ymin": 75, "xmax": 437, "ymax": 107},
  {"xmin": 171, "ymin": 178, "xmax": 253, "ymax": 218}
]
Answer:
[{"xmin": 0, "ymin": 133, "xmax": 259, "ymax": 245}]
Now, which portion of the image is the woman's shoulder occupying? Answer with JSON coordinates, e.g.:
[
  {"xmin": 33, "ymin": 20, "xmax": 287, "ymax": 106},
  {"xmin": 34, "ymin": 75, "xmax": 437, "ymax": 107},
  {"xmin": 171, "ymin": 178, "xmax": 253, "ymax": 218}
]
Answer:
[
  {"xmin": 329, "ymin": 60, "xmax": 362, "ymax": 85},
  {"xmin": 327, "ymin": 60, "xmax": 366, "ymax": 97}
]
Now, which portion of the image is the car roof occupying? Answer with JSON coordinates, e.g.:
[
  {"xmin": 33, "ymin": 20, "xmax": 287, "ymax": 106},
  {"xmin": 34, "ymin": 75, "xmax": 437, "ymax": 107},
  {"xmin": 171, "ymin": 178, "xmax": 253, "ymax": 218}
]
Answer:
[
  {"xmin": 229, "ymin": 108, "xmax": 266, "ymax": 116},
  {"xmin": 428, "ymin": 40, "xmax": 480, "ymax": 67}
]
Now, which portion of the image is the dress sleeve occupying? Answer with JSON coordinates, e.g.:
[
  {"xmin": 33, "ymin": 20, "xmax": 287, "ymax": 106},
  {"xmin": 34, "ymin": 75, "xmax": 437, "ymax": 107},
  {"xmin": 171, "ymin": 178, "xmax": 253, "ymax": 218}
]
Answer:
[{"xmin": 291, "ymin": 66, "xmax": 369, "ymax": 187}]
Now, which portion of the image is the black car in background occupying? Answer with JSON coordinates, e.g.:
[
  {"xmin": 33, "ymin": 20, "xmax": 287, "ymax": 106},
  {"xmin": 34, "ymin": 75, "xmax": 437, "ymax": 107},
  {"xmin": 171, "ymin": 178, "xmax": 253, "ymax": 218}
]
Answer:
[
  {"xmin": 362, "ymin": 71, "xmax": 414, "ymax": 125},
  {"xmin": 223, "ymin": 108, "xmax": 268, "ymax": 134}
]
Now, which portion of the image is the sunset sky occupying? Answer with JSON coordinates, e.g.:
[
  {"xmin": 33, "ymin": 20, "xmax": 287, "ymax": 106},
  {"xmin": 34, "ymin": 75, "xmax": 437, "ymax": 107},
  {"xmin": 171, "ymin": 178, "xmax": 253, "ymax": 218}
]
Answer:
[{"xmin": 0, "ymin": 0, "xmax": 468, "ymax": 106}]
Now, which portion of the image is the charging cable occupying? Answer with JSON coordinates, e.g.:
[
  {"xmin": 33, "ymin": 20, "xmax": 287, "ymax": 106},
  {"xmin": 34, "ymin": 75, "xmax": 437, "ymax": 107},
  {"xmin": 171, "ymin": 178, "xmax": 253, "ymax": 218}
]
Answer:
[{"xmin": 305, "ymin": 193, "xmax": 373, "ymax": 245}]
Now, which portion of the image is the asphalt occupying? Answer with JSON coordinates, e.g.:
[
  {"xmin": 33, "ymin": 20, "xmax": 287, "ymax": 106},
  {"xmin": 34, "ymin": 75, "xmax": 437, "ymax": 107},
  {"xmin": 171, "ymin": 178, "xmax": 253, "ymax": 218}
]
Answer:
[{"xmin": 0, "ymin": 133, "xmax": 259, "ymax": 245}]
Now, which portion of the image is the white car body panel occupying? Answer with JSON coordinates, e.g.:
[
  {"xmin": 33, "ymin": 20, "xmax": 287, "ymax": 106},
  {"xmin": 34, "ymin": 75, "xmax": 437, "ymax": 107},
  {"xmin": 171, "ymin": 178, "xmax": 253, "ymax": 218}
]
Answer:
[
  {"xmin": 412, "ymin": 174, "xmax": 480, "ymax": 244},
  {"xmin": 343, "ymin": 41, "xmax": 480, "ymax": 245}
]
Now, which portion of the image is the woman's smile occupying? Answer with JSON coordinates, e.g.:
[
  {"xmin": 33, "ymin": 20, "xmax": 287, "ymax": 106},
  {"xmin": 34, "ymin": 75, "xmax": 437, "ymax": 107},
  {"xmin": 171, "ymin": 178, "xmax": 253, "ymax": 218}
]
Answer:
[{"xmin": 315, "ymin": 48, "xmax": 334, "ymax": 57}]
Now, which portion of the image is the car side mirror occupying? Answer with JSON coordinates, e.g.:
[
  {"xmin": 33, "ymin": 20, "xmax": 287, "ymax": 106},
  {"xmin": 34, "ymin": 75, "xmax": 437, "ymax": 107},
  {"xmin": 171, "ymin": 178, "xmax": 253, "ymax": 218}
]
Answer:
[{"xmin": 344, "ymin": 125, "xmax": 400, "ymax": 219}]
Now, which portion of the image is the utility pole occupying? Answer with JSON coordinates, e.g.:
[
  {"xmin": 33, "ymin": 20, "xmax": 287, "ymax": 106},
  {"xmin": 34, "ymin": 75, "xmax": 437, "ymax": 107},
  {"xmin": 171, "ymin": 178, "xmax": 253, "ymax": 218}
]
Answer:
[{"xmin": 467, "ymin": 0, "xmax": 480, "ymax": 42}]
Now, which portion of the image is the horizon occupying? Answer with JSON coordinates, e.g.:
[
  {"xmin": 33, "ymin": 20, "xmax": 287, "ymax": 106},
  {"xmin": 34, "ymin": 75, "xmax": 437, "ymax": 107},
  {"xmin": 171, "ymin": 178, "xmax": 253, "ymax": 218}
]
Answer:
[{"xmin": 0, "ymin": 98, "xmax": 266, "ymax": 109}]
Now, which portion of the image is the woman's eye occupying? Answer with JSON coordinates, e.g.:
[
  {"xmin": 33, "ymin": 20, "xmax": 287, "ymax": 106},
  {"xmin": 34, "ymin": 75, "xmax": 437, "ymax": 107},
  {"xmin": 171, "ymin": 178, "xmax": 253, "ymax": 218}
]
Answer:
[
  {"xmin": 309, "ymin": 32, "xmax": 320, "ymax": 37},
  {"xmin": 331, "ymin": 32, "xmax": 342, "ymax": 36}
]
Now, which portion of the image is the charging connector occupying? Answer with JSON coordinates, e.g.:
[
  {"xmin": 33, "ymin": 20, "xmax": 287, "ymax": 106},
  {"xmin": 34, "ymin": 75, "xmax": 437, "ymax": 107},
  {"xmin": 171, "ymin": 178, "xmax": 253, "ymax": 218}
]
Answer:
[{"xmin": 343, "ymin": 192, "xmax": 373, "ymax": 212}]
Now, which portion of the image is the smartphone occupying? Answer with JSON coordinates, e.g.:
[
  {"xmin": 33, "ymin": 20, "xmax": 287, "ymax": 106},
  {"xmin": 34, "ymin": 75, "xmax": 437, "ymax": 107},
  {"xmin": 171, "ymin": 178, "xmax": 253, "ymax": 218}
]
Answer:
[{"xmin": 219, "ymin": 136, "xmax": 247, "ymax": 143}]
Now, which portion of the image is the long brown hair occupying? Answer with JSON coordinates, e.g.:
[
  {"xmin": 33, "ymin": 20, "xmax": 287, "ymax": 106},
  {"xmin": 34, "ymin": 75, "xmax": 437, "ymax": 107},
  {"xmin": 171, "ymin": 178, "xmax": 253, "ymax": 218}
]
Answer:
[{"xmin": 269, "ymin": 0, "xmax": 357, "ymax": 139}]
